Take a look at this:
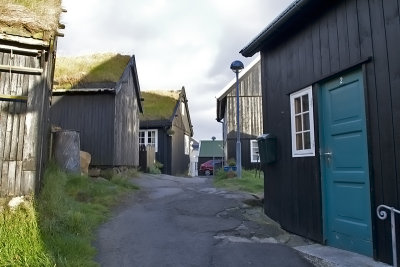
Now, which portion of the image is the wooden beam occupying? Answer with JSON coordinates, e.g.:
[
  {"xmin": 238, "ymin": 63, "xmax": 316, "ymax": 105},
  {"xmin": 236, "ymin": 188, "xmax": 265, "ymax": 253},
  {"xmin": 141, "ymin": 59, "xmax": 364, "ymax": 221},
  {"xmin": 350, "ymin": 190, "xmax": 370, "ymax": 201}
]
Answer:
[
  {"xmin": 0, "ymin": 33, "xmax": 49, "ymax": 47},
  {"xmin": 0, "ymin": 94, "xmax": 28, "ymax": 102},
  {"xmin": 0, "ymin": 44, "xmax": 41, "ymax": 56},
  {"xmin": 0, "ymin": 64, "xmax": 43, "ymax": 75}
]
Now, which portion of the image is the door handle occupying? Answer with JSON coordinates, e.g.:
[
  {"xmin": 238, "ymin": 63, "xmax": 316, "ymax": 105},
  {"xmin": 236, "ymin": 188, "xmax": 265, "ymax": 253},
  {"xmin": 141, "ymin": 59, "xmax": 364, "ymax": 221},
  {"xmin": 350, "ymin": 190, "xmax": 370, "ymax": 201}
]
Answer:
[{"xmin": 321, "ymin": 151, "xmax": 333, "ymax": 166}]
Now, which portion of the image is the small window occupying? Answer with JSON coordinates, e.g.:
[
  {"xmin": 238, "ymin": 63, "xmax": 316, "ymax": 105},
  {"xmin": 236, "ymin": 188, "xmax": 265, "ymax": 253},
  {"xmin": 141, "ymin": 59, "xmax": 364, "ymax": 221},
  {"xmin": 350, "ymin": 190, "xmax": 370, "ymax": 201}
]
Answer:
[
  {"xmin": 250, "ymin": 140, "xmax": 259, "ymax": 163},
  {"xmin": 184, "ymin": 135, "xmax": 190, "ymax": 155},
  {"xmin": 181, "ymin": 102, "xmax": 185, "ymax": 116},
  {"xmin": 290, "ymin": 86, "xmax": 315, "ymax": 157},
  {"xmin": 139, "ymin": 129, "xmax": 158, "ymax": 152}
]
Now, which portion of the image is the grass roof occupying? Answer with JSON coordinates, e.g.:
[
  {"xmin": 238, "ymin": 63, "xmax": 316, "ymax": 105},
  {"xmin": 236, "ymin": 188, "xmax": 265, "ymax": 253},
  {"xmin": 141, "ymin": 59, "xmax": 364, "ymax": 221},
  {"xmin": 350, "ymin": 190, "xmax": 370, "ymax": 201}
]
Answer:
[
  {"xmin": 54, "ymin": 53, "xmax": 131, "ymax": 89},
  {"xmin": 0, "ymin": 0, "xmax": 62, "ymax": 40},
  {"xmin": 140, "ymin": 91, "xmax": 179, "ymax": 121}
]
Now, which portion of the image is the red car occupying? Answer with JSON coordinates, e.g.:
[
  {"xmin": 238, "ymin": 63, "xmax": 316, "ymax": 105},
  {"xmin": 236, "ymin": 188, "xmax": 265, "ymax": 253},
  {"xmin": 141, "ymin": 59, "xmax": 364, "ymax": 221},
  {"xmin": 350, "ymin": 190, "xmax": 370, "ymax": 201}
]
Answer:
[{"xmin": 199, "ymin": 160, "xmax": 221, "ymax": 176}]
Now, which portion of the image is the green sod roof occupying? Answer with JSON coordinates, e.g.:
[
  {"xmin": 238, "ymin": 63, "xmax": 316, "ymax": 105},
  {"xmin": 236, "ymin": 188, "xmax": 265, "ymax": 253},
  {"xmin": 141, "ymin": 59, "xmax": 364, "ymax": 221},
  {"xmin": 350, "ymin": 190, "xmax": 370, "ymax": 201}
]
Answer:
[
  {"xmin": 54, "ymin": 53, "xmax": 131, "ymax": 89},
  {"xmin": 139, "ymin": 91, "xmax": 179, "ymax": 121},
  {"xmin": 199, "ymin": 140, "xmax": 224, "ymax": 158},
  {"xmin": 0, "ymin": 0, "xmax": 62, "ymax": 40}
]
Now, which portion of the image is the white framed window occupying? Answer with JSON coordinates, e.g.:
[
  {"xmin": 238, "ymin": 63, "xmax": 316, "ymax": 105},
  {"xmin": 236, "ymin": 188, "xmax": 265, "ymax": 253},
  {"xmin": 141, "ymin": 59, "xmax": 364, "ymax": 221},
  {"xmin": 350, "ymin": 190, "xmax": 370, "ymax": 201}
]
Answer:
[
  {"xmin": 250, "ymin": 140, "xmax": 259, "ymax": 163},
  {"xmin": 290, "ymin": 86, "xmax": 315, "ymax": 157},
  {"xmin": 181, "ymin": 102, "xmax": 185, "ymax": 116},
  {"xmin": 139, "ymin": 129, "xmax": 158, "ymax": 152},
  {"xmin": 184, "ymin": 134, "xmax": 190, "ymax": 155}
]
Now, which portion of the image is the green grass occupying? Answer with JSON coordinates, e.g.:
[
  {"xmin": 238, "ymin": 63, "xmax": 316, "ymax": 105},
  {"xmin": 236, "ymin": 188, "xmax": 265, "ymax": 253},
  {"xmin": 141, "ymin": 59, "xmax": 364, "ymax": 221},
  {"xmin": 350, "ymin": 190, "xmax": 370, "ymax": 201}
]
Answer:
[
  {"xmin": 54, "ymin": 53, "xmax": 131, "ymax": 89},
  {"xmin": 0, "ymin": 163, "xmax": 139, "ymax": 266},
  {"xmin": 140, "ymin": 91, "xmax": 178, "ymax": 120},
  {"xmin": 213, "ymin": 168, "xmax": 264, "ymax": 194}
]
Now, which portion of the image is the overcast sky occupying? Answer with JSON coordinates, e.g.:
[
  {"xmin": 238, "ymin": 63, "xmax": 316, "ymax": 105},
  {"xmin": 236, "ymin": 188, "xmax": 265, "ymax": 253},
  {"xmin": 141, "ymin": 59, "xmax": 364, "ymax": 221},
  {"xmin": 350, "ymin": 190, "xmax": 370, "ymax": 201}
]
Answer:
[{"xmin": 58, "ymin": 0, "xmax": 293, "ymax": 141}]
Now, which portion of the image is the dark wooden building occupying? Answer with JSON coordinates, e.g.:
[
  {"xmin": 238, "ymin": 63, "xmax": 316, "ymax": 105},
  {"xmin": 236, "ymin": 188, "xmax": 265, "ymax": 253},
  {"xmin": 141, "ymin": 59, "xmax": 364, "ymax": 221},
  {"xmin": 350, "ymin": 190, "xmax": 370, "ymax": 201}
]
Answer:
[
  {"xmin": 216, "ymin": 56, "xmax": 262, "ymax": 169},
  {"xmin": 241, "ymin": 0, "xmax": 400, "ymax": 264},
  {"xmin": 51, "ymin": 54, "xmax": 143, "ymax": 167},
  {"xmin": 0, "ymin": 2, "xmax": 62, "ymax": 196},
  {"xmin": 140, "ymin": 88, "xmax": 193, "ymax": 175}
]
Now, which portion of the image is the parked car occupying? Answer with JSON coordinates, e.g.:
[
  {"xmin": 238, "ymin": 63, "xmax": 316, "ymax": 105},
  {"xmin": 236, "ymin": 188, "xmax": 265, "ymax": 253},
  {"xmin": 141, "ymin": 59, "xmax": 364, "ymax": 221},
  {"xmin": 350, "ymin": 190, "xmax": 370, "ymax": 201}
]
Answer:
[{"xmin": 199, "ymin": 160, "xmax": 222, "ymax": 176}]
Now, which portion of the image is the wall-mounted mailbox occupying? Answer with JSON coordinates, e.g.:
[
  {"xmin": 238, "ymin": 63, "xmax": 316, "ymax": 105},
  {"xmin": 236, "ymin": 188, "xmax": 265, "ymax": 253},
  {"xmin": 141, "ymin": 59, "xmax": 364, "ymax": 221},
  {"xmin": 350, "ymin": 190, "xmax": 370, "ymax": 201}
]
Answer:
[{"xmin": 257, "ymin": 134, "xmax": 277, "ymax": 164}]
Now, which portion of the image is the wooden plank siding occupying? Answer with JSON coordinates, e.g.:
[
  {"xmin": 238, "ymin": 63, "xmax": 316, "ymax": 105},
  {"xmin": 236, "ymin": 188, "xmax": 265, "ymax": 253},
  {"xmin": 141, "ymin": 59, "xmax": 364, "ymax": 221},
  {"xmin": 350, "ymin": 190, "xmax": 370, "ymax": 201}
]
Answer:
[
  {"xmin": 51, "ymin": 94, "xmax": 115, "ymax": 166},
  {"xmin": 223, "ymin": 60, "xmax": 263, "ymax": 169},
  {"xmin": 113, "ymin": 64, "xmax": 141, "ymax": 167},
  {"xmin": 0, "ymin": 41, "xmax": 54, "ymax": 197},
  {"xmin": 256, "ymin": 0, "xmax": 400, "ymax": 262}
]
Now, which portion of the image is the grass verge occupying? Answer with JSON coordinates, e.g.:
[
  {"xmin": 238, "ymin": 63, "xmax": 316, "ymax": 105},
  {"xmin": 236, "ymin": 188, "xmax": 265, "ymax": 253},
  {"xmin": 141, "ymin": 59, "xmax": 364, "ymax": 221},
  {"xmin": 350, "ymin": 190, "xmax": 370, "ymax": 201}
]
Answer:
[
  {"xmin": 0, "ymin": 163, "xmax": 139, "ymax": 266},
  {"xmin": 213, "ymin": 168, "xmax": 264, "ymax": 194}
]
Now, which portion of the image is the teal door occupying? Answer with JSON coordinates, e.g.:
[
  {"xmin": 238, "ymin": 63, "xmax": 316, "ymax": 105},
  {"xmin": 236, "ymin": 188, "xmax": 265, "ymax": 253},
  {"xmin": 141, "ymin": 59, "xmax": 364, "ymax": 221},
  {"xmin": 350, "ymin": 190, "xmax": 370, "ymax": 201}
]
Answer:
[{"xmin": 319, "ymin": 69, "xmax": 372, "ymax": 256}]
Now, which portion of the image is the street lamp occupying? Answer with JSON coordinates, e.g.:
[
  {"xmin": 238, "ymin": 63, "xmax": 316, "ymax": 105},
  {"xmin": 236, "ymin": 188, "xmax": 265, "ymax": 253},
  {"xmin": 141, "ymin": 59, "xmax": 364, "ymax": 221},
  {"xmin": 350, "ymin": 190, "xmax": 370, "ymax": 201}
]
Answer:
[
  {"xmin": 211, "ymin": 136, "xmax": 216, "ymax": 177},
  {"xmin": 230, "ymin": 60, "xmax": 244, "ymax": 178}
]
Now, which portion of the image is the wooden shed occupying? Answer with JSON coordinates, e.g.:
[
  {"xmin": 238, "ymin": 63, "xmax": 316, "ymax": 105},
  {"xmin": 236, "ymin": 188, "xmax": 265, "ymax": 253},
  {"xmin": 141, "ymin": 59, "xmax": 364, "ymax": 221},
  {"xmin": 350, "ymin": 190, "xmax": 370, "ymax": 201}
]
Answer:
[
  {"xmin": 0, "ymin": 1, "xmax": 62, "ymax": 196},
  {"xmin": 216, "ymin": 55, "xmax": 262, "ymax": 169},
  {"xmin": 51, "ymin": 54, "xmax": 143, "ymax": 167},
  {"xmin": 241, "ymin": 0, "xmax": 400, "ymax": 264},
  {"xmin": 140, "ymin": 88, "xmax": 193, "ymax": 175}
]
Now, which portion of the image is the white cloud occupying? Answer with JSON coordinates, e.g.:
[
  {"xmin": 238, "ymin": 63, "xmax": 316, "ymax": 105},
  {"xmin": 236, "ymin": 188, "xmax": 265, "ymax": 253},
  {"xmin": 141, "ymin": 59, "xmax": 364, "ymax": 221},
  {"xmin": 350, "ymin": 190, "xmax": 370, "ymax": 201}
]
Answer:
[{"xmin": 58, "ymin": 0, "xmax": 293, "ymax": 141}]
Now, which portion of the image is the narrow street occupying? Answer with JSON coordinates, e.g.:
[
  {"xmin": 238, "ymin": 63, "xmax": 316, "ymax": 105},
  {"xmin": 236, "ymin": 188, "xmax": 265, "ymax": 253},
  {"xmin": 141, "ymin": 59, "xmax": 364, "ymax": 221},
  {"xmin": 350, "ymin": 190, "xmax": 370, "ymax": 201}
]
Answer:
[{"xmin": 94, "ymin": 174, "xmax": 314, "ymax": 267}]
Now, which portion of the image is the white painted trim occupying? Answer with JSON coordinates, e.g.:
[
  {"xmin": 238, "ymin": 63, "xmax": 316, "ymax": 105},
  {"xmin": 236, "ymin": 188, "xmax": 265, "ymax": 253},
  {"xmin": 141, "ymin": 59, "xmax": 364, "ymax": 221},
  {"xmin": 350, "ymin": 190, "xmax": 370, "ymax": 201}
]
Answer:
[
  {"xmin": 290, "ymin": 86, "xmax": 315, "ymax": 157},
  {"xmin": 139, "ymin": 129, "xmax": 158, "ymax": 152},
  {"xmin": 250, "ymin": 139, "xmax": 259, "ymax": 163}
]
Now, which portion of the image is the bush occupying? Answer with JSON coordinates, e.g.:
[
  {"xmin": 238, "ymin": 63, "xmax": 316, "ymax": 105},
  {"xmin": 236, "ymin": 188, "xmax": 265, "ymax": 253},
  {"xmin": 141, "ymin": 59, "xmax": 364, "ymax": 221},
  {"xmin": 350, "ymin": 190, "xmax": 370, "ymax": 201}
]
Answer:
[
  {"xmin": 227, "ymin": 158, "xmax": 236, "ymax": 166},
  {"xmin": 147, "ymin": 161, "xmax": 163, "ymax": 174}
]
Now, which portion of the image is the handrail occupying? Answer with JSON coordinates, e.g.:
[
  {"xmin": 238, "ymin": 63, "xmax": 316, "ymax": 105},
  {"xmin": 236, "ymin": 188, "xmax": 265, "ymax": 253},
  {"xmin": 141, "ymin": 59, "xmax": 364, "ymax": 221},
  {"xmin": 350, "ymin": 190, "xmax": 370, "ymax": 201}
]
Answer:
[{"xmin": 377, "ymin": 205, "xmax": 400, "ymax": 266}]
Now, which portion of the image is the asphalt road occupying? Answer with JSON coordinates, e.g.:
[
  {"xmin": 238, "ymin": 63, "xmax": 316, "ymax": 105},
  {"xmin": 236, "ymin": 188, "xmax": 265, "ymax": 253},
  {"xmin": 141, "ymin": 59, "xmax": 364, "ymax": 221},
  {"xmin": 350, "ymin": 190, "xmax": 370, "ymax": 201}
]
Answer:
[{"xmin": 94, "ymin": 174, "xmax": 314, "ymax": 267}]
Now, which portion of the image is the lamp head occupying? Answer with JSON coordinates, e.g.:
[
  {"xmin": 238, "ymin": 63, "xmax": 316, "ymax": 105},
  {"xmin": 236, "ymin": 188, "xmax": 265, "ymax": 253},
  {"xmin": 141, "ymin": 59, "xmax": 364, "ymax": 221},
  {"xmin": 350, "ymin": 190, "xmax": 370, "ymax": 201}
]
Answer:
[{"xmin": 230, "ymin": 60, "xmax": 244, "ymax": 73}]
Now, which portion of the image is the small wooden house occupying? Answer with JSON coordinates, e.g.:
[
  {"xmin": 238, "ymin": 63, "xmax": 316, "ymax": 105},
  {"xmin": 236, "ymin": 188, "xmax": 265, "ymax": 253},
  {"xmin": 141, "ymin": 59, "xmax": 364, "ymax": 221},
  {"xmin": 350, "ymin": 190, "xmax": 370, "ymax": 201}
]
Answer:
[
  {"xmin": 216, "ymin": 56, "xmax": 262, "ymax": 169},
  {"xmin": 0, "ymin": 1, "xmax": 63, "ymax": 196},
  {"xmin": 140, "ymin": 88, "xmax": 193, "ymax": 175},
  {"xmin": 51, "ymin": 54, "xmax": 143, "ymax": 167},
  {"xmin": 241, "ymin": 0, "xmax": 400, "ymax": 264},
  {"xmin": 198, "ymin": 140, "xmax": 224, "ymax": 168}
]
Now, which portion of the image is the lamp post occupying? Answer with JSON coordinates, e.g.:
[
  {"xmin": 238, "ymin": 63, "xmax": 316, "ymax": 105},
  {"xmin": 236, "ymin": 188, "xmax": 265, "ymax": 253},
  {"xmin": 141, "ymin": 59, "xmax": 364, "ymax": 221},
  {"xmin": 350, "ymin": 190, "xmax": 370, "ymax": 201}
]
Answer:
[
  {"xmin": 230, "ymin": 60, "xmax": 244, "ymax": 178},
  {"xmin": 211, "ymin": 136, "xmax": 216, "ymax": 177}
]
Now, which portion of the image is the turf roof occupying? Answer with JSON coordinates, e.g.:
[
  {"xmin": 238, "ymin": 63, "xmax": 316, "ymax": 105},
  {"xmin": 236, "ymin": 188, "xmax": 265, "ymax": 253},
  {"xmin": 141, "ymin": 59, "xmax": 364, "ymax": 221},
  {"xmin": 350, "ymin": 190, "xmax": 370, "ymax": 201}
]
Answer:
[
  {"xmin": 0, "ymin": 0, "xmax": 62, "ymax": 40},
  {"xmin": 139, "ymin": 91, "xmax": 179, "ymax": 121},
  {"xmin": 53, "ymin": 53, "xmax": 131, "ymax": 89}
]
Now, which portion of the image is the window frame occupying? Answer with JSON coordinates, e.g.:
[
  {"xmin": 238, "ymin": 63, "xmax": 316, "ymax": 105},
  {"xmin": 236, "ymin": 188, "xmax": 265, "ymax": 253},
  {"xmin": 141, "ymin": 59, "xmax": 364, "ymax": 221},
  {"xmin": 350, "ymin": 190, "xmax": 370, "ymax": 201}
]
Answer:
[
  {"xmin": 290, "ymin": 86, "xmax": 315, "ymax": 157},
  {"xmin": 184, "ymin": 134, "xmax": 190, "ymax": 155},
  {"xmin": 139, "ymin": 129, "xmax": 158, "ymax": 152},
  {"xmin": 250, "ymin": 139, "xmax": 259, "ymax": 163}
]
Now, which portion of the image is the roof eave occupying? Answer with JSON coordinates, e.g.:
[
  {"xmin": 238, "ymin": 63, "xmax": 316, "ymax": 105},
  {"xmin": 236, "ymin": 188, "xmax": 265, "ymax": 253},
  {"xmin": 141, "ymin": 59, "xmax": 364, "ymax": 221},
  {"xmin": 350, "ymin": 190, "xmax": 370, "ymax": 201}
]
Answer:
[{"xmin": 240, "ymin": 0, "xmax": 309, "ymax": 57}]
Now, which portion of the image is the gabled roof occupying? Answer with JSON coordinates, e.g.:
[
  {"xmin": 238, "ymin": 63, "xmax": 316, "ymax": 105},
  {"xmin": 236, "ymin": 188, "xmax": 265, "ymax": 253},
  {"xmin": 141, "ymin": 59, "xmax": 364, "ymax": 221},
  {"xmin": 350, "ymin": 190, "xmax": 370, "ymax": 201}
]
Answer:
[
  {"xmin": 199, "ymin": 140, "xmax": 224, "ymax": 158},
  {"xmin": 53, "ymin": 53, "xmax": 131, "ymax": 90},
  {"xmin": 0, "ymin": 0, "xmax": 63, "ymax": 41},
  {"xmin": 140, "ymin": 87, "xmax": 194, "ymax": 137},
  {"xmin": 53, "ymin": 53, "xmax": 143, "ymax": 112},
  {"xmin": 139, "ymin": 90, "xmax": 179, "ymax": 122},
  {"xmin": 240, "ymin": 0, "xmax": 333, "ymax": 57},
  {"xmin": 216, "ymin": 55, "xmax": 260, "ymax": 122}
]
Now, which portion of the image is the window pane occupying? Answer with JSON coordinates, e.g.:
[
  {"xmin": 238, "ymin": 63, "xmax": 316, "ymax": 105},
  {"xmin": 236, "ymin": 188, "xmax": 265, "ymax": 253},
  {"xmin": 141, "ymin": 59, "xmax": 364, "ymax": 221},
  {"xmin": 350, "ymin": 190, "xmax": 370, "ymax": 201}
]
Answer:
[
  {"xmin": 294, "ymin": 97, "xmax": 301, "ymax": 114},
  {"xmin": 295, "ymin": 115, "xmax": 302, "ymax": 132},
  {"xmin": 302, "ymin": 94, "xmax": 309, "ymax": 112},
  {"xmin": 296, "ymin": 133, "xmax": 303, "ymax": 150},
  {"xmin": 303, "ymin": 112, "xmax": 310, "ymax": 130},
  {"xmin": 304, "ymin": 132, "xmax": 311, "ymax": 149}
]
